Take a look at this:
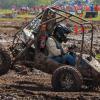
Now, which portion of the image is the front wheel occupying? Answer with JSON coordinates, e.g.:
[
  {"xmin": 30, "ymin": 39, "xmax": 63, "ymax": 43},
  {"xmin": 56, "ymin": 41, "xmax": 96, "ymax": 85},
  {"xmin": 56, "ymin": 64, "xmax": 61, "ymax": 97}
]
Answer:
[
  {"xmin": 0, "ymin": 49, "xmax": 11, "ymax": 75},
  {"xmin": 52, "ymin": 66, "xmax": 83, "ymax": 91}
]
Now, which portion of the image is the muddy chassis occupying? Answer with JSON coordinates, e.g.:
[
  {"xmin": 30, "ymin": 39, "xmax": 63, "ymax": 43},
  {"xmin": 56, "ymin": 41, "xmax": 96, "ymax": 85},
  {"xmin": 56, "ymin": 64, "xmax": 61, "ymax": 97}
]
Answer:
[{"xmin": 0, "ymin": 45, "xmax": 99, "ymax": 91}]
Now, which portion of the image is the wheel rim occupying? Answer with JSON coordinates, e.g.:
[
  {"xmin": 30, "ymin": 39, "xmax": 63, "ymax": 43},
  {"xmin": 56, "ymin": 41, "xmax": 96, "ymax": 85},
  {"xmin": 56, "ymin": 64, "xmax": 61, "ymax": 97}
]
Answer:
[{"xmin": 60, "ymin": 72, "xmax": 74, "ymax": 90}]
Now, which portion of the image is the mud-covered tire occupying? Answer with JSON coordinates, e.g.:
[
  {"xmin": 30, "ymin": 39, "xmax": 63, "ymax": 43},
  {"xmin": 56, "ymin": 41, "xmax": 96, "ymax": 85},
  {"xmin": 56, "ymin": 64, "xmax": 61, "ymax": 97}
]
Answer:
[
  {"xmin": 0, "ymin": 49, "xmax": 11, "ymax": 75},
  {"xmin": 52, "ymin": 66, "xmax": 83, "ymax": 91}
]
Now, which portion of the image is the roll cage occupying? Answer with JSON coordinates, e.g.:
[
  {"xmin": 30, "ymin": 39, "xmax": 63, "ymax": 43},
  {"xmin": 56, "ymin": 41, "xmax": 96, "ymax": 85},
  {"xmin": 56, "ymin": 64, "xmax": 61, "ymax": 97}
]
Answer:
[{"xmin": 12, "ymin": 7, "xmax": 94, "ymax": 66}]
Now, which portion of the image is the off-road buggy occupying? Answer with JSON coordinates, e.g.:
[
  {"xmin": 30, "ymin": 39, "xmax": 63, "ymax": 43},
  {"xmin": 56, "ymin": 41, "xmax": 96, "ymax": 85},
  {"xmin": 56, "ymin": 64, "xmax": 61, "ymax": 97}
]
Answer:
[{"xmin": 0, "ymin": 2, "xmax": 100, "ymax": 91}]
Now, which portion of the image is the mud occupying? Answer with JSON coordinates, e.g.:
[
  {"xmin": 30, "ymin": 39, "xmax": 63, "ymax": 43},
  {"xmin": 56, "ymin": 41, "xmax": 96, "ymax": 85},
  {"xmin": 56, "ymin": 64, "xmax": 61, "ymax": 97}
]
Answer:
[
  {"xmin": 0, "ymin": 20, "xmax": 100, "ymax": 99},
  {"xmin": 0, "ymin": 70, "xmax": 100, "ymax": 100}
]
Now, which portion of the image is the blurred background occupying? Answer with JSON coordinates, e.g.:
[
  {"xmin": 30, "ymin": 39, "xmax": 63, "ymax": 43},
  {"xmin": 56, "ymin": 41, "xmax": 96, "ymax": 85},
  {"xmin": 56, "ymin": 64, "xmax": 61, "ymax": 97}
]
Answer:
[{"xmin": 0, "ymin": 0, "xmax": 99, "ymax": 20}]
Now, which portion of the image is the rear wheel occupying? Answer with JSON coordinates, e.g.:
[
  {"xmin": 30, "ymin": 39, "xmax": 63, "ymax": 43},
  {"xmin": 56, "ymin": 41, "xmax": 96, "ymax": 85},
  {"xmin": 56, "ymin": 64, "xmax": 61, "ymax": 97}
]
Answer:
[
  {"xmin": 52, "ymin": 66, "xmax": 83, "ymax": 91},
  {"xmin": 0, "ymin": 49, "xmax": 11, "ymax": 75}
]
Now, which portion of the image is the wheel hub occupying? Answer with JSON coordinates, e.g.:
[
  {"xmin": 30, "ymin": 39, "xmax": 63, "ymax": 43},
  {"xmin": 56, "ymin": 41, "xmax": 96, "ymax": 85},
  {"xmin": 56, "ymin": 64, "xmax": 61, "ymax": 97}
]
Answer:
[{"xmin": 60, "ymin": 72, "xmax": 74, "ymax": 89}]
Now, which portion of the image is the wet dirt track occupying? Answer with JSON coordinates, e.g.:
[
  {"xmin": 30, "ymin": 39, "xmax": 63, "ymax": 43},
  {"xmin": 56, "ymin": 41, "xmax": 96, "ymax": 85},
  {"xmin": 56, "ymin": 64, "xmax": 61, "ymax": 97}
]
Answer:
[
  {"xmin": 0, "ymin": 71, "xmax": 100, "ymax": 100},
  {"xmin": 0, "ymin": 20, "xmax": 100, "ymax": 100}
]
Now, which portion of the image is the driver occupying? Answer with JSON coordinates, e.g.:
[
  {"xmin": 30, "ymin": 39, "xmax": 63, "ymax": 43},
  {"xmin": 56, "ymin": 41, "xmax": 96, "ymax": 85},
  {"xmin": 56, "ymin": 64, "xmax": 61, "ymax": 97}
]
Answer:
[{"xmin": 46, "ymin": 24, "xmax": 76, "ymax": 66}]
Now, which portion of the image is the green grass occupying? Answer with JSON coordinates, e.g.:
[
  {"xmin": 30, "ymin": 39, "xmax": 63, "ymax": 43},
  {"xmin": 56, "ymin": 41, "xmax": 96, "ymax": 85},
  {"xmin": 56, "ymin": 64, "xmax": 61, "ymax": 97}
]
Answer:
[
  {"xmin": 17, "ymin": 14, "xmax": 34, "ymax": 19},
  {"xmin": 96, "ymin": 54, "xmax": 100, "ymax": 60},
  {"xmin": 0, "ymin": 9, "xmax": 13, "ymax": 14},
  {"xmin": 91, "ymin": 17, "xmax": 100, "ymax": 21},
  {"xmin": 0, "ymin": 9, "xmax": 100, "ymax": 21},
  {"xmin": 0, "ymin": 18, "xmax": 24, "ymax": 21},
  {"xmin": 0, "ymin": 9, "xmax": 34, "ymax": 21}
]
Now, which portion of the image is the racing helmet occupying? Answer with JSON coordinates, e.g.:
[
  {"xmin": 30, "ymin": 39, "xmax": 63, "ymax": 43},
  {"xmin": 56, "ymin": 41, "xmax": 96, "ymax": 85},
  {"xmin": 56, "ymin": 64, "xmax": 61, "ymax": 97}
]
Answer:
[{"xmin": 54, "ymin": 24, "xmax": 72, "ymax": 42}]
